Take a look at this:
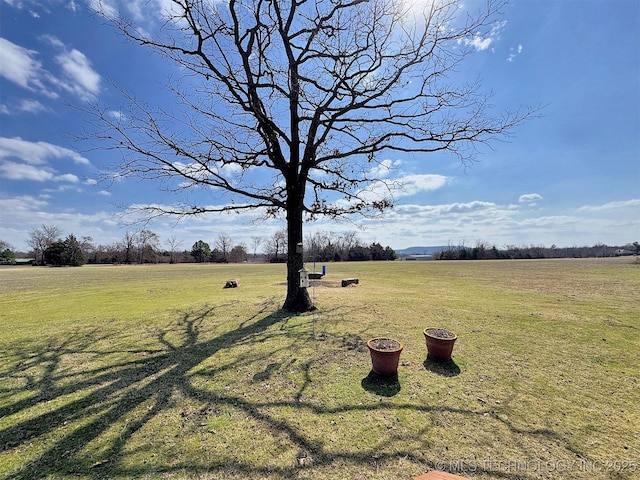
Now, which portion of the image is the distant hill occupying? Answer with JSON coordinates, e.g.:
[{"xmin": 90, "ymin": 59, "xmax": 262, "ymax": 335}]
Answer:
[{"xmin": 395, "ymin": 246, "xmax": 452, "ymax": 256}]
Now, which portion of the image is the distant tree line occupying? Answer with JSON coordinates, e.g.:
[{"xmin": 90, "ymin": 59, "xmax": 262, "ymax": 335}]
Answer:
[
  {"xmin": 2, "ymin": 226, "xmax": 635, "ymax": 266},
  {"xmin": 302, "ymin": 231, "xmax": 396, "ymax": 263},
  {"xmin": 189, "ymin": 235, "xmax": 248, "ymax": 264},
  {"xmin": 434, "ymin": 241, "xmax": 640, "ymax": 261},
  {"xmin": 1, "ymin": 225, "xmax": 395, "ymax": 266}
]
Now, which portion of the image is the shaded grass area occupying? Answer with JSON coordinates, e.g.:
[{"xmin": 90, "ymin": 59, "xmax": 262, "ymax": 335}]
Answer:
[{"xmin": 0, "ymin": 259, "xmax": 638, "ymax": 479}]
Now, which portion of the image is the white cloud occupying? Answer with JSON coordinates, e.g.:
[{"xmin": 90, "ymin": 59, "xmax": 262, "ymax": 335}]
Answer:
[
  {"xmin": 55, "ymin": 173, "xmax": 80, "ymax": 183},
  {"xmin": 0, "ymin": 161, "xmax": 55, "ymax": 181},
  {"xmin": 340, "ymin": 195, "xmax": 637, "ymax": 249},
  {"xmin": 0, "ymin": 36, "xmax": 100, "ymax": 102},
  {"xmin": 0, "ymin": 196, "xmax": 52, "ymax": 249},
  {"xmin": 368, "ymin": 159, "xmax": 398, "ymax": 179},
  {"xmin": 0, "ymin": 195, "xmax": 48, "ymax": 213},
  {"xmin": 87, "ymin": 0, "xmax": 119, "ymax": 20},
  {"xmin": 0, "ymin": 194, "xmax": 123, "ymax": 251},
  {"xmin": 41, "ymin": 35, "xmax": 101, "ymax": 101},
  {"xmin": 507, "ymin": 44, "xmax": 524, "ymax": 62},
  {"xmin": 0, "ymin": 161, "xmax": 81, "ymax": 183},
  {"xmin": 460, "ymin": 20, "xmax": 507, "ymax": 52},
  {"xmin": 56, "ymin": 48, "xmax": 101, "ymax": 99},
  {"xmin": 0, "ymin": 98, "xmax": 49, "ymax": 115},
  {"xmin": 396, "ymin": 174, "xmax": 448, "ymax": 197},
  {"xmin": 0, "ymin": 137, "xmax": 91, "ymax": 165},
  {"xmin": 2, "ymin": 189, "xmax": 637, "ymax": 253},
  {"xmin": 578, "ymin": 198, "xmax": 640, "ymax": 212},
  {"xmin": 108, "ymin": 110, "xmax": 126, "ymax": 121},
  {"xmin": 172, "ymin": 160, "xmax": 243, "ymax": 180},
  {"xmin": 0, "ymin": 37, "xmax": 49, "ymax": 93},
  {"xmin": 373, "ymin": 173, "xmax": 447, "ymax": 201},
  {"xmin": 383, "ymin": 201, "xmax": 502, "ymax": 224},
  {"xmin": 126, "ymin": 0, "xmax": 156, "ymax": 22},
  {"xmin": 89, "ymin": 0, "xmax": 179, "ymax": 26},
  {"xmin": 18, "ymin": 98, "xmax": 48, "ymax": 113},
  {"xmin": 433, "ymin": 200, "xmax": 498, "ymax": 214},
  {"xmin": 466, "ymin": 34, "xmax": 493, "ymax": 52},
  {"xmin": 331, "ymin": 173, "xmax": 447, "ymax": 212},
  {"xmin": 519, "ymin": 193, "xmax": 543, "ymax": 204}
]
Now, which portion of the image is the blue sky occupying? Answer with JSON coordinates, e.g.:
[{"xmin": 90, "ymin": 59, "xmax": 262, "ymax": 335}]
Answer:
[{"xmin": 1, "ymin": 0, "xmax": 638, "ymax": 252}]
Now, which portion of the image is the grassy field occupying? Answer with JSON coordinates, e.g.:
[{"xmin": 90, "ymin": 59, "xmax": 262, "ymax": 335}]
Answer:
[{"xmin": 0, "ymin": 258, "xmax": 638, "ymax": 480}]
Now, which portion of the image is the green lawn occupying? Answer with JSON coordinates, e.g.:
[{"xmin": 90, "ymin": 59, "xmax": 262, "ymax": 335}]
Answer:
[{"xmin": 1, "ymin": 259, "xmax": 638, "ymax": 479}]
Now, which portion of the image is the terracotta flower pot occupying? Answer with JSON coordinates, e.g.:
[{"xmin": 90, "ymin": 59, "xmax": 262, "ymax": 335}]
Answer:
[
  {"xmin": 367, "ymin": 338, "xmax": 403, "ymax": 376},
  {"xmin": 423, "ymin": 328, "xmax": 457, "ymax": 361}
]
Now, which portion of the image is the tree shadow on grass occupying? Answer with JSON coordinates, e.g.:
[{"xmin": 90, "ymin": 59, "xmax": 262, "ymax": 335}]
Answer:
[
  {"xmin": 0, "ymin": 300, "xmax": 596, "ymax": 480},
  {"xmin": 0, "ymin": 300, "xmax": 293, "ymax": 478}
]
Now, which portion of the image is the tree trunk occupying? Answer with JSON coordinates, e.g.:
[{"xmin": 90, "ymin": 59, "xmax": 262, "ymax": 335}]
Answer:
[{"xmin": 282, "ymin": 189, "xmax": 315, "ymax": 313}]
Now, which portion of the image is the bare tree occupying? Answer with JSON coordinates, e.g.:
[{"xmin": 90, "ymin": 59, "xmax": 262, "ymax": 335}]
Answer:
[
  {"xmin": 250, "ymin": 236, "xmax": 263, "ymax": 260},
  {"xmin": 215, "ymin": 233, "xmax": 233, "ymax": 261},
  {"xmin": 0, "ymin": 240, "xmax": 13, "ymax": 251},
  {"xmin": 79, "ymin": 236, "xmax": 95, "ymax": 263},
  {"xmin": 305, "ymin": 230, "xmax": 333, "ymax": 262},
  {"xmin": 166, "ymin": 236, "xmax": 183, "ymax": 264},
  {"xmin": 90, "ymin": 0, "xmax": 533, "ymax": 311},
  {"xmin": 265, "ymin": 229, "xmax": 288, "ymax": 263},
  {"xmin": 137, "ymin": 229, "xmax": 161, "ymax": 264},
  {"xmin": 122, "ymin": 232, "xmax": 136, "ymax": 264},
  {"xmin": 27, "ymin": 225, "xmax": 62, "ymax": 265},
  {"xmin": 339, "ymin": 231, "xmax": 361, "ymax": 261}
]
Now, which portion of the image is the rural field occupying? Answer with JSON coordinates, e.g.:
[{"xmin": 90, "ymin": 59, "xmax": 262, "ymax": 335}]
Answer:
[{"xmin": 0, "ymin": 258, "xmax": 638, "ymax": 480}]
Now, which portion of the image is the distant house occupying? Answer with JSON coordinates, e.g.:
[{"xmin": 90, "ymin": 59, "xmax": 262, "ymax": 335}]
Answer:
[{"xmin": 15, "ymin": 258, "xmax": 35, "ymax": 265}]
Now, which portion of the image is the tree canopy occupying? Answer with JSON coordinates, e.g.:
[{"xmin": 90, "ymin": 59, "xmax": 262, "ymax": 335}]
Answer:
[{"xmin": 43, "ymin": 235, "xmax": 86, "ymax": 267}]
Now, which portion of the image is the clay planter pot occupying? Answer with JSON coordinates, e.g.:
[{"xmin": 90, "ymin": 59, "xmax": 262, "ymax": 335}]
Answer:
[
  {"xmin": 423, "ymin": 328, "xmax": 457, "ymax": 362},
  {"xmin": 367, "ymin": 338, "xmax": 403, "ymax": 376}
]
